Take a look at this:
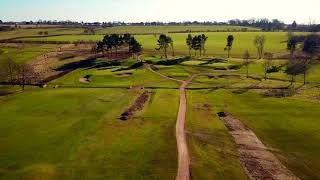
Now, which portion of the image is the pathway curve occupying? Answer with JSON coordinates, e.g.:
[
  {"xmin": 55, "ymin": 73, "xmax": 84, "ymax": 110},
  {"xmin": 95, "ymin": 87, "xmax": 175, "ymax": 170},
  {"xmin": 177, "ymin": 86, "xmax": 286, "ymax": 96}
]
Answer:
[
  {"xmin": 145, "ymin": 62, "xmax": 193, "ymax": 180},
  {"xmin": 144, "ymin": 62, "xmax": 299, "ymax": 179}
]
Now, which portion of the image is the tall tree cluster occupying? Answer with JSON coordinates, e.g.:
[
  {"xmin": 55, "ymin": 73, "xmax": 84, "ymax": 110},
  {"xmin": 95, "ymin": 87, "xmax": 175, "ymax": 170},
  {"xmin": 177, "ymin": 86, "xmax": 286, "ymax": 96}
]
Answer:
[
  {"xmin": 185, "ymin": 34, "xmax": 208, "ymax": 56},
  {"xmin": 156, "ymin": 34, "xmax": 173, "ymax": 59},
  {"xmin": 96, "ymin": 34, "xmax": 142, "ymax": 57},
  {"xmin": 285, "ymin": 34, "xmax": 320, "ymax": 85}
]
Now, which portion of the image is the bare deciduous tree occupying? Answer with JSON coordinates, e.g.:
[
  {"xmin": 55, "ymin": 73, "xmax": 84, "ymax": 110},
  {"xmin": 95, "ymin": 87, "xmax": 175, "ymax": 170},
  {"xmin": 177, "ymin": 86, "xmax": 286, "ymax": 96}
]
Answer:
[
  {"xmin": 17, "ymin": 63, "xmax": 37, "ymax": 90},
  {"xmin": 263, "ymin": 52, "xmax": 273, "ymax": 80},
  {"xmin": 0, "ymin": 58, "xmax": 19, "ymax": 84},
  {"xmin": 254, "ymin": 35, "xmax": 266, "ymax": 59},
  {"xmin": 243, "ymin": 50, "xmax": 251, "ymax": 78}
]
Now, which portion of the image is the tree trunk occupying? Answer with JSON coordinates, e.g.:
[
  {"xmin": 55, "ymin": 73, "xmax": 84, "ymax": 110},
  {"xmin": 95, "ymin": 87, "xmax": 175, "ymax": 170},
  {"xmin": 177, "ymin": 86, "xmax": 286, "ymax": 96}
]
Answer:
[
  {"xmin": 304, "ymin": 72, "xmax": 306, "ymax": 85},
  {"xmin": 165, "ymin": 48, "xmax": 167, "ymax": 59},
  {"xmin": 246, "ymin": 66, "xmax": 249, "ymax": 78},
  {"xmin": 172, "ymin": 46, "xmax": 175, "ymax": 57},
  {"xmin": 228, "ymin": 48, "xmax": 230, "ymax": 58},
  {"xmin": 291, "ymin": 75, "xmax": 294, "ymax": 85},
  {"xmin": 115, "ymin": 47, "xmax": 118, "ymax": 57}
]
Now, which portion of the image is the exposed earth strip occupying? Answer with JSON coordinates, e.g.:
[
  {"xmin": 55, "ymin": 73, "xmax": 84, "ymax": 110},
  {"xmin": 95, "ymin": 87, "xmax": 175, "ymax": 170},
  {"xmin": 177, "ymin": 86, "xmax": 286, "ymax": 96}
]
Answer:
[{"xmin": 218, "ymin": 113, "xmax": 300, "ymax": 180}]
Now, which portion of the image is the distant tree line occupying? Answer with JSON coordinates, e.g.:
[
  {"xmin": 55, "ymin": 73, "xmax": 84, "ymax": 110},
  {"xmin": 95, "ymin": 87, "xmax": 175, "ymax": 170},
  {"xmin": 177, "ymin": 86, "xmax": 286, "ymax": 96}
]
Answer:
[
  {"xmin": 228, "ymin": 18, "xmax": 285, "ymax": 31},
  {"xmin": 2, "ymin": 19, "xmax": 319, "ymax": 32}
]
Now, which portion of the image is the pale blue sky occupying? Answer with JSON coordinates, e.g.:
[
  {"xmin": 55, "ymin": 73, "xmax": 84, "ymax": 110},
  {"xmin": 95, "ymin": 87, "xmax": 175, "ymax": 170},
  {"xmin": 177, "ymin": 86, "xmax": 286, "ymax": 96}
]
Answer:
[{"xmin": 1, "ymin": 0, "xmax": 319, "ymax": 23}]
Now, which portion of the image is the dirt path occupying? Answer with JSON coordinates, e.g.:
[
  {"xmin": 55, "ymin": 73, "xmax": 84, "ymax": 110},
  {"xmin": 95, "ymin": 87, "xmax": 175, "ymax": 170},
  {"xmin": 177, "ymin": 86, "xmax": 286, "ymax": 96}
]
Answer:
[
  {"xmin": 79, "ymin": 78, "xmax": 90, "ymax": 83},
  {"xmin": 145, "ymin": 62, "xmax": 194, "ymax": 180},
  {"xmin": 176, "ymin": 75, "xmax": 198, "ymax": 180},
  {"xmin": 218, "ymin": 113, "xmax": 300, "ymax": 180},
  {"xmin": 145, "ymin": 64, "xmax": 183, "ymax": 83}
]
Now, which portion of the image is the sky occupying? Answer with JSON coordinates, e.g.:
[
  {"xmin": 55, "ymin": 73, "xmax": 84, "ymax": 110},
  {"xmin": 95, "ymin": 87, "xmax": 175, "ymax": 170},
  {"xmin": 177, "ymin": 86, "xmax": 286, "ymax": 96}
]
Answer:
[{"xmin": 1, "ymin": 0, "xmax": 319, "ymax": 24}]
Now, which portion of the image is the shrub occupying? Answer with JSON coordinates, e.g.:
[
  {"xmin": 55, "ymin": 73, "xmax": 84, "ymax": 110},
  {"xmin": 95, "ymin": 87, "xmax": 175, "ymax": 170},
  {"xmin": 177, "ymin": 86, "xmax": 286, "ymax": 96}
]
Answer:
[{"xmin": 267, "ymin": 66, "xmax": 281, "ymax": 73}]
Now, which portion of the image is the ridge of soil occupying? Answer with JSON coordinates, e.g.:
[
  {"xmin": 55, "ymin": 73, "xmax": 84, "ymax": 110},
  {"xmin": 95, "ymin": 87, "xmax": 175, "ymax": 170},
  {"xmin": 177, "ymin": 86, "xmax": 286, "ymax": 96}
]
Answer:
[
  {"xmin": 120, "ymin": 91, "xmax": 151, "ymax": 120},
  {"xmin": 218, "ymin": 112, "xmax": 300, "ymax": 180}
]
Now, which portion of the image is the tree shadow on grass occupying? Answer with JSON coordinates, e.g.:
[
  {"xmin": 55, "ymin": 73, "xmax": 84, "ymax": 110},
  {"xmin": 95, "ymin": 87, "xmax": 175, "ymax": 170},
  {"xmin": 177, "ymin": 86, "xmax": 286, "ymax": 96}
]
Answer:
[{"xmin": 55, "ymin": 58, "xmax": 121, "ymax": 72}]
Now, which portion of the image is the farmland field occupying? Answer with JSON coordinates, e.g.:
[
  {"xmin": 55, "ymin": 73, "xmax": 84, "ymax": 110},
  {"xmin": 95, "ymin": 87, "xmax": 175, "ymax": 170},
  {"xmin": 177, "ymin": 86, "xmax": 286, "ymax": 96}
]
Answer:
[
  {"xmin": 0, "ymin": 28, "xmax": 85, "ymax": 40},
  {"xmin": 0, "ymin": 25, "xmax": 259, "ymax": 40},
  {"xmin": 15, "ymin": 32, "xmax": 309, "ymax": 58},
  {"xmin": 0, "ymin": 44, "xmax": 58, "ymax": 63},
  {"xmin": 95, "ymin": 25, "xmax": 260, "ymax": 34}
]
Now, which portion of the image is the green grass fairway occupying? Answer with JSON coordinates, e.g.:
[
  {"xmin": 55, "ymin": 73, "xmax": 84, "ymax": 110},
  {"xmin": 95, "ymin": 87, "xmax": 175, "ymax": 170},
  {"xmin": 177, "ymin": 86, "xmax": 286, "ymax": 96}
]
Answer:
[
  {"xmin": 210, "ymin": 89, "xmax": 320, "ymax": 179},
  {"xmin": 51, "ymin": 66, "xmax": 176, "ymax": 88},
  {"xmin": 16, "ymin": 32, "xmax": 307, "ymax": 58},
  {"xmin": 0, "ymin": 88, "xmax": 179, "ymax": 179},
  {"xmin": 186, "ymin": 90, "xmax": 248, "ymax": 179}
]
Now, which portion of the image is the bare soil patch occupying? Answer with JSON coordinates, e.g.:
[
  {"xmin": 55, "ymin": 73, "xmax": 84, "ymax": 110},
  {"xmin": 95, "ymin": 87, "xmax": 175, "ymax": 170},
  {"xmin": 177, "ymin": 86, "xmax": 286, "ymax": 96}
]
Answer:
[
  {"xmin": 79, "ymin": 78, "xmax": 90, "ymax": 83},
  {"xmin": 217, "ymin": 74, "xmax": 242, "ymax": 79},
  {"xmin": 120, "ymin": 91, "xmax": 151, "ymax": 121},
  {"xmin": 115, "ymin": 72, "xmax": 133, "ymax": 77},
  {"xmin": 218, "ymin": 112, "xmax": 299, "ymax": 180},
  {"xmin": 263, "ymin": 88, "xmax": 296, "ymax": 98}
]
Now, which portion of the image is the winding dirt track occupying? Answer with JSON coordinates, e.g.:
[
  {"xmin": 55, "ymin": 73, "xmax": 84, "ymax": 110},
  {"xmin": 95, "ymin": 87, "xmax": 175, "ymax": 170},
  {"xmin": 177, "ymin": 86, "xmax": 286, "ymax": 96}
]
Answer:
[
  {"xmin": 145, "ymin": 63, "xmax": 192, "ymax": 180},
  {"xmin": 145, "ymin": 63, "xmax": 299, "ymax": 179},
  {"xmin": 175, "ymin": 80, "xmax": 190, "ymax": 180},
  {"xmin": 144, "ymin": 61, "xmax": 302, "ymax": 180},
  {"xmin": 175, "ymin": 76, "xmax": 195, "ymax": 180}
]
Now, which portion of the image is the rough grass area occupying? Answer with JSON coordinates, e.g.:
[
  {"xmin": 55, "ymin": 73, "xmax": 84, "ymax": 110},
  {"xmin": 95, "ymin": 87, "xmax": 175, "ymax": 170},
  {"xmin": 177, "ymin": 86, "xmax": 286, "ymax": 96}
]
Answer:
[
  {"xmin": 0, "ymin": 28, "xmax": 85, "ymax": 40},
  {"xmin": 0, "ymin": 44, "xmax": 58, "ymax": 63},
  {"xmin": 0, "ymin": 88, "xmax": 179, "ymax": 179},
  {"xmin": 186, "ymin": 90, "xmax": 248, "ymax": 179}
]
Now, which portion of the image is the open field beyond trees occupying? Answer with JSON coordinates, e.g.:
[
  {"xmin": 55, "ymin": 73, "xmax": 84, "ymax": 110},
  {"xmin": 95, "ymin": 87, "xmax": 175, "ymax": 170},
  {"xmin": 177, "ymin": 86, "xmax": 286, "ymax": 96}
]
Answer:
[{"xmin": 13, "ymin": 32, "xmax": 309, "ymax": 58}]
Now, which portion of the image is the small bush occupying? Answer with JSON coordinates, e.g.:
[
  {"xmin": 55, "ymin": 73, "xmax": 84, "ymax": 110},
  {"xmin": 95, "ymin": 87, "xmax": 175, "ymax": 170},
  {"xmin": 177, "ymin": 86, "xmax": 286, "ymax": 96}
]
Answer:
[
  {"xmin": 229, "ymin": 64, "xmax": 242, "ymax": 70},
  {"xmin": 267, "ymin": 66, "xmax": 281, "ymax": 73}
]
